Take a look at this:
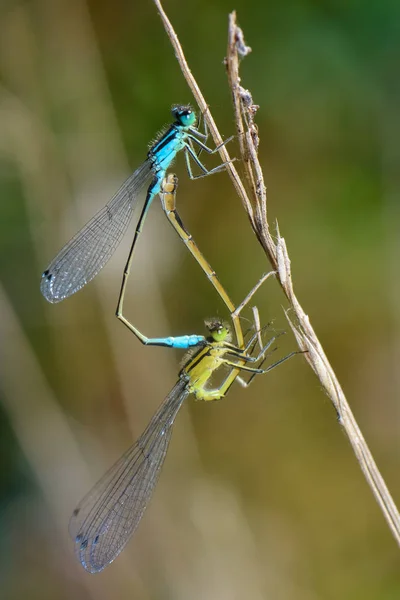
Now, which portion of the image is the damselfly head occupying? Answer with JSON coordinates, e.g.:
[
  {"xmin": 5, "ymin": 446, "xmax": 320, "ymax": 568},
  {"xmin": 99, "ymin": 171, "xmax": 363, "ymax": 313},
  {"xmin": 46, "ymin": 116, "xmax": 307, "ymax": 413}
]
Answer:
[
  {"xmin": 172, "ymin": 104, "xmax": 197, "ymax": 128},
  {"xmin": 205, "ymin": 318, "xmax": 231, "ymax": 343}
]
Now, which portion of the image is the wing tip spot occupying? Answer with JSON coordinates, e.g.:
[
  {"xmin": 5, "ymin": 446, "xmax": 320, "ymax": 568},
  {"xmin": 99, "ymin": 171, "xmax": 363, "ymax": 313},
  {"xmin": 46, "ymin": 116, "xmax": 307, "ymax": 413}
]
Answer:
[{"xmin": 42, "ymin": 269, "xmax": 53, "ymax": 281}]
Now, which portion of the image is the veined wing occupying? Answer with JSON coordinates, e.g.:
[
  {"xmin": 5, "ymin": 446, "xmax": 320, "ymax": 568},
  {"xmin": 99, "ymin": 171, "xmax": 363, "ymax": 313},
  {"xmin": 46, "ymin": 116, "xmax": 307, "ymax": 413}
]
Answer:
[
  {"xmin": 69, "ymin": 377, "xmax": 189, "ymax": 573},
  {"xmin": 41, "ymin": 160, "xmax": 153, "ymax": 303}
]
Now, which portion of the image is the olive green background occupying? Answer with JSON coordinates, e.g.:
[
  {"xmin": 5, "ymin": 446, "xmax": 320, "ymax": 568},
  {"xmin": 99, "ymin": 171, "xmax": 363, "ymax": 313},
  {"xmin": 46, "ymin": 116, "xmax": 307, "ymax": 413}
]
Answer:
[{"xmin": 1, "ymin": 0, "xmax": 399, "ymax": 598}]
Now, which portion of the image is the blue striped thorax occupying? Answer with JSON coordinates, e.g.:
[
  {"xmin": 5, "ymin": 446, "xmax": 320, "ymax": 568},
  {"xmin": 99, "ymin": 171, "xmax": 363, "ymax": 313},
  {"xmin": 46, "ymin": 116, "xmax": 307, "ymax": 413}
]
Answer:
[{"xmin": 147, "ymin": 105, "xmax": 198, "ymax": 194}]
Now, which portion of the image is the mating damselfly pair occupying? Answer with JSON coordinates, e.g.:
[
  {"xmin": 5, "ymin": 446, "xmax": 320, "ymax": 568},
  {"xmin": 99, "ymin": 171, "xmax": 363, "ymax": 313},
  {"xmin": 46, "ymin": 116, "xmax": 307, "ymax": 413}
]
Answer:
[{"xmin": 41, "ymin": 105, "xmax": 298, "ymax": 573}]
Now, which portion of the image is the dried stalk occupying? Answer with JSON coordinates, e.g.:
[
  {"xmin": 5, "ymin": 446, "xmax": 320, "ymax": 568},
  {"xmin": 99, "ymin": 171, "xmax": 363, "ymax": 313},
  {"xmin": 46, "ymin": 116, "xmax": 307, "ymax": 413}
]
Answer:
[{"xmin": 152, "ymin": 1, "xmax": 400, "ymax": 546}]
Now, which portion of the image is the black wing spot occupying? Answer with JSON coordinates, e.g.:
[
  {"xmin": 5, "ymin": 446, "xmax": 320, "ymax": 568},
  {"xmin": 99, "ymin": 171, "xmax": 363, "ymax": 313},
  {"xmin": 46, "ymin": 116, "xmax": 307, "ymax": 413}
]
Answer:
[{"xmin": 42, "ymin": 270, "xmax": 53, "ymax": 281}]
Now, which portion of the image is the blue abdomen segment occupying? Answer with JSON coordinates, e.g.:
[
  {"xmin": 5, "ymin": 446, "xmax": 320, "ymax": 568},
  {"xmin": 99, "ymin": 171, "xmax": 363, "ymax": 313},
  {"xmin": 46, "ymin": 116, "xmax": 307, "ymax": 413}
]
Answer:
[{"xmin": 147, "ymin": 335, "xmax": 205, "ymax": 348}]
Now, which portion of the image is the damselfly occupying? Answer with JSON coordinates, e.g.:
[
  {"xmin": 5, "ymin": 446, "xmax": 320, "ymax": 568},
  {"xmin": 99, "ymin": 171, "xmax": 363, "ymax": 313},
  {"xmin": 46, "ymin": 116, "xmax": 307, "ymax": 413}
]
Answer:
[
  {"xmin": 41, "ymin": 105, "xmax": 230, "ymax": 303},
  {"xmin": 70, "ymin": 317, "xmax": 296, "ymax": 573}
]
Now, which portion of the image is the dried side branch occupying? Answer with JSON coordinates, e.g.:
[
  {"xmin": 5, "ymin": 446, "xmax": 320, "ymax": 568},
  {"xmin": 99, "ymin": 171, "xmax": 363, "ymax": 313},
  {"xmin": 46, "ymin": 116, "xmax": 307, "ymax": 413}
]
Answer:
[{"xmin": 152, "ymin": 1, "xmax": 400, "ymax": 546}]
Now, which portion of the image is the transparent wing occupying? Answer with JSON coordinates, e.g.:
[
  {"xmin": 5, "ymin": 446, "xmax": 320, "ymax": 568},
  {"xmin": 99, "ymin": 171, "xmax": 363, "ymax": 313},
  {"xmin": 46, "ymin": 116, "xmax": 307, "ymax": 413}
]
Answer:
[
  {"xmin": 69, "ymin": 378, "xmax": 189, "ymax": 573},
  {"xmin": 41, "ymin": 160, "xmax": 153, "ymax": 303}
]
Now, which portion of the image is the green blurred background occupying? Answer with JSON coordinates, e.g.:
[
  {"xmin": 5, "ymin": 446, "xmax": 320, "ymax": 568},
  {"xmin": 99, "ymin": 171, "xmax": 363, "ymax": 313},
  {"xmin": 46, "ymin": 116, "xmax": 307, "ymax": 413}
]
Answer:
[{"xmin": 1, "ymin": 0, "xmax": 399, "ymax": 597}]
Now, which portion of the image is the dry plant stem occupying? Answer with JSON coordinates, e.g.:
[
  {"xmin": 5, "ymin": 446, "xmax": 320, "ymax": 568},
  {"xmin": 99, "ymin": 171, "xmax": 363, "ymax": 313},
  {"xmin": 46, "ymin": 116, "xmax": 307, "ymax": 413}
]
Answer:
[
  {"xmin": 152, "ymin": 1, "xmax": 400, "ymax": 546},
  {"xmin": 226, "ymin": 13, "xmax": 400, "ymax": 544}
]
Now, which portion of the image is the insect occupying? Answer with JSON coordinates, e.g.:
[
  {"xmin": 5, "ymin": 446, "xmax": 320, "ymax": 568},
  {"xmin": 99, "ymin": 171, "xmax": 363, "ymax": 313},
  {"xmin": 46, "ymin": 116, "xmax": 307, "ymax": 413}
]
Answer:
[
  {"xmin": 70, "ymin": 318, "xmax": 295, "ymax": 573},
  {"xmin": 41, "ymin": 106, "xmax": 229, "ymax": 303}
]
